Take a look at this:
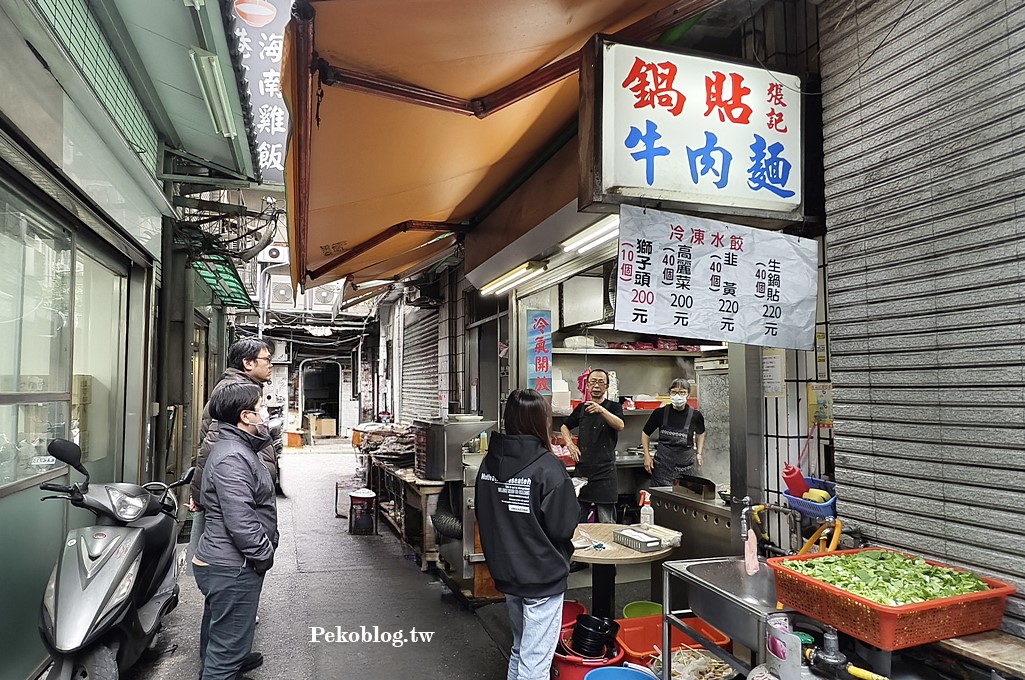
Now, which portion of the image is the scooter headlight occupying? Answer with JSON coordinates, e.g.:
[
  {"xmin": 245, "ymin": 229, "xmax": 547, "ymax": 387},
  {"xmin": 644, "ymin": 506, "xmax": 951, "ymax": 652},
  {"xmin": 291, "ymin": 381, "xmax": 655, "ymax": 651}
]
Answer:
[
  {"xmin": 107, "ymin": 487, "xmax": 147, "ymax": 521},
  {"xmin": 43, "ymin": 565, "xmax": 57, "ymax": 620},
  {"xmin": 98, "ymin": 554, "xmax": 141, "ymax": 622}
]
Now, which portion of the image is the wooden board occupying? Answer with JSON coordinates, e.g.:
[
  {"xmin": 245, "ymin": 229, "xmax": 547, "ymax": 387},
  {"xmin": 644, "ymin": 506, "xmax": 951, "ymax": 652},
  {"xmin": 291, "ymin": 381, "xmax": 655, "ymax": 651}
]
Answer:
[{"xmin": 935, "ymin": 631, "xmax": 1025, "ymax": 679}]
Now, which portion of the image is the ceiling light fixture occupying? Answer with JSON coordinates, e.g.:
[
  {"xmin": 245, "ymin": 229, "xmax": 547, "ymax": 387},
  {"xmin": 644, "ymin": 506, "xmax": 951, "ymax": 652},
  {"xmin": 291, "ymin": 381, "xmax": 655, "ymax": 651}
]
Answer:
[
  {"xmin": 577, "ymin": 228, "xmax": 620, "ymax": 254},
  {"xmin": 189, "ymin": 47, "xmax": 237, "ymax": 138},
  {"xmin": 480, "ymin": 262, "xmax": 532, "ymax": 295},
  {"xmin": 489, "ymin": 266, "xmax": 548, "ymax": 296},
  {"xmin": 561, "ymin": 215, "xmax": 620, "ymax": 252}
]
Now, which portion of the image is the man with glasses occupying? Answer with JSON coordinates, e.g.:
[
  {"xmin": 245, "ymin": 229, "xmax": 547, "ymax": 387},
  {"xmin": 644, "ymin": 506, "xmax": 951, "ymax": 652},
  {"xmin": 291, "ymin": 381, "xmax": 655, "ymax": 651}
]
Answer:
[
  {"xmin": 560, "ymin": 368, "xmax": 625, "ymax": 525},
  {"xmin": 188, "ymin": 337, "xmax": 278, "ymax": 675},
  {"xmin": 191, "ymin": 338, "xmax": 279, "ymax": 508}
]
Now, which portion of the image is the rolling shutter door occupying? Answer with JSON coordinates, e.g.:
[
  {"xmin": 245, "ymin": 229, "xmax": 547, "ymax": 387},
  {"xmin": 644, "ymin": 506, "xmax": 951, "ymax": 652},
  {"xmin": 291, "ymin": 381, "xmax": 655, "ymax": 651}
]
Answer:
[
  {"xmin": 401, "ymin": 308, "xmax": 439, "ymax": 421},
  {"xmin": 819, "ymin": 0, "xmax": 1025, "ymax": 635}
]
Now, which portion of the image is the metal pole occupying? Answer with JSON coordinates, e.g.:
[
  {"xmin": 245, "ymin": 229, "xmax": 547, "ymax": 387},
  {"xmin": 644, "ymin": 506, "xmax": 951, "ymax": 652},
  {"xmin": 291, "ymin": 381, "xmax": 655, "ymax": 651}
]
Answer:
[
  {"xmin": 729, "ymin": 343, "xmax": 764, "ymax": 553},
  {"xmin": 257, "ymin": 263, "xmax": 266, "ymax": 339}
]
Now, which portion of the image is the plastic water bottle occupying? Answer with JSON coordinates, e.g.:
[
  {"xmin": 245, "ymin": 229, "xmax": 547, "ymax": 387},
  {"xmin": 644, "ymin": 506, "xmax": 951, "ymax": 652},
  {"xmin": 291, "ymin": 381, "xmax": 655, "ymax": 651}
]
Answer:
[{"xmin": 639, "ymin": 490, "xmax": 654, "ymax": 529}]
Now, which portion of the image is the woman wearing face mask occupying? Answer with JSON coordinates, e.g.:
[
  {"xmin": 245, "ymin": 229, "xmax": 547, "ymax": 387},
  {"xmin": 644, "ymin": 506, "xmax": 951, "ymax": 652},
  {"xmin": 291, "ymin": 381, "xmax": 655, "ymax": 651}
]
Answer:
[{"xmin": 641, "ymin": 379, "xmax": 707, "ymax": 487}]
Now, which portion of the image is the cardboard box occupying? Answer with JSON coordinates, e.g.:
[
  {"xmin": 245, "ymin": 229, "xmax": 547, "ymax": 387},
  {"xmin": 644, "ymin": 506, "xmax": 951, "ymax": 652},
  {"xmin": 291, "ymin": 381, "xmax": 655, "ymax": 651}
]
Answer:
[
  {"xmin": 315, "ymin": 418, "xmax": 337, "ymax": 437},
  {"xmin": 72, "ymin": 375, "xmax": 93, "ymax": 405}
]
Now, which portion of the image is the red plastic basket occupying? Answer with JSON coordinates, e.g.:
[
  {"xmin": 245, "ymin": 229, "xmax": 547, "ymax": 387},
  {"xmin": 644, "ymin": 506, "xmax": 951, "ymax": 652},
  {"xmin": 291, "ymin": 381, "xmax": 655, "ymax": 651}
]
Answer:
[
  {"xmin": 615, "ymin": 615, "xmax": 730, "ymax": 665},
  {"xmin": 767, "ymin": 548, "xmax": 1016, "ymax": 651}
]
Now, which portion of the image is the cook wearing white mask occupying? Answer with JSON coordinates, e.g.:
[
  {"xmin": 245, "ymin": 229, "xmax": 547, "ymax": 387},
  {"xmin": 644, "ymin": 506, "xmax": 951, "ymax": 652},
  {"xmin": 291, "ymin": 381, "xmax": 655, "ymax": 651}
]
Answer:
[{"xmin": 641, "ymin": 379, "xmax": 707, "ymax": 487}]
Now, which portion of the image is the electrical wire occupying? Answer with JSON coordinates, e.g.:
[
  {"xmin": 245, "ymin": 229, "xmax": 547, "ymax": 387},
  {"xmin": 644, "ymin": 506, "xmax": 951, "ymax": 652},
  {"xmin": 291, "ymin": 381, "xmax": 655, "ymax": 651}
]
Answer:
[
  {"xmin": 232, "ymin": 326, "xmax": 367, "ymax": 348},
  {"xmin": 745, "ymin": 0, "xmax": 917, "ymax": 97}
]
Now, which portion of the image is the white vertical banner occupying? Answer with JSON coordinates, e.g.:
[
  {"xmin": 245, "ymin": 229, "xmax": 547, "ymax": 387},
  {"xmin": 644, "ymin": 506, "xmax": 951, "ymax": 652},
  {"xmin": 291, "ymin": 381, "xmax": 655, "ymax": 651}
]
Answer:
[{"xmin": 613, "ymin": 204, "xmax": 817, "ymax": 350}]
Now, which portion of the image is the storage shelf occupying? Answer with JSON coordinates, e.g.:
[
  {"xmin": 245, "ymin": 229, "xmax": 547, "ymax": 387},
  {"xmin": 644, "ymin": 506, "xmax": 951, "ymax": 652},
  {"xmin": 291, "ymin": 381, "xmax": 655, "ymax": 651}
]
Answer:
[
  {"xmin": 551, "ymin": 348, "xmax": 719, "ymax": 356},
  {"xmin": 552, "ymin": 408, "xmax": 657, "ymax": 418}
]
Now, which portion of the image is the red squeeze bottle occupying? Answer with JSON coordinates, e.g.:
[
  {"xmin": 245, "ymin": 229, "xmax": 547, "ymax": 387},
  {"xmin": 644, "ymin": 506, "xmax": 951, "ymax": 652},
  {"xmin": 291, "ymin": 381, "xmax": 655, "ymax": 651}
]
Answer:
[{"xmin": 782, "ymin": 464, "xmax": 810, "ymax": 496}]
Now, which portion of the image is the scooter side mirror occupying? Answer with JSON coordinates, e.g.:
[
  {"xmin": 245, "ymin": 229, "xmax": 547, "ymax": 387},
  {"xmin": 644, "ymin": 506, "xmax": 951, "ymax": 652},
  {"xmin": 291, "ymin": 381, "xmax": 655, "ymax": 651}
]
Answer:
[
  {"xmin": 47, "ymin": 439, "xmax": 90, "ymax": 485},
  {"xmin": 181, "ymin": 466, "xmax": 196, "ymax": 485}
]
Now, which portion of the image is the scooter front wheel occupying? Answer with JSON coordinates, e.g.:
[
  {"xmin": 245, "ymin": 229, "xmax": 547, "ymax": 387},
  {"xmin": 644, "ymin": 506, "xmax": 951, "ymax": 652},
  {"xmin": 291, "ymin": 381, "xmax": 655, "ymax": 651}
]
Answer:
[{"xmin": 47, "ymin": 644, "xmax": 118, "ymax": 680}]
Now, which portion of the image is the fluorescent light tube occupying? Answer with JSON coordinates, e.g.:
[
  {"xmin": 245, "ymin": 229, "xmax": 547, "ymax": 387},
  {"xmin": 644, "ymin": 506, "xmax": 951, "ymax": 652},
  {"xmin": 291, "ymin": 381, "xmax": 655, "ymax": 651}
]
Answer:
[
  {"xmin": 190, "ymin": 47, "xmax": 237, "ymax": 138},
  {"xmin": 490, "ymin": 266, "xmax": 547, "ymax": 296},
  {"xmin": 562, "ymin": 215, "xmax": 620, "ymax": 252},
  {"xmin": 480, "ymin": 262, "xmax": 531, "ymax": 294},
  {"xmin": 577, "ymin": 228, "xmax": 619, "ymax": 253}
]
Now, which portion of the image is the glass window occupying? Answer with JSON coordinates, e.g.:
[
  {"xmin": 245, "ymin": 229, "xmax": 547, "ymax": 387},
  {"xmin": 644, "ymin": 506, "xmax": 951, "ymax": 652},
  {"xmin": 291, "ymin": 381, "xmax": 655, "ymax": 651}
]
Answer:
[
  {"xmin": 71, "ymin": 252, "xmax": 126, "ymax": 483},
  {"xmin": 0, "ymin": 402, "xmax": 67, "ymax": 485},
  {"xmin": 0, "ymin": 182, "xmax": 73, "ymax": 491},
  {"xmin": 0, "ymin": 188, "xmax": 73, "ymax": 395}
]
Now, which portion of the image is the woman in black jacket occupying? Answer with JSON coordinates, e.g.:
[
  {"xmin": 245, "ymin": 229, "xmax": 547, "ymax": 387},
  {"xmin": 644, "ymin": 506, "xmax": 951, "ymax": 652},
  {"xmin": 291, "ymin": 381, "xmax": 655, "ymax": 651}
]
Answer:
[{"xmin": 475, "ymin": 389, "xmax": 579, "ymax": 680}]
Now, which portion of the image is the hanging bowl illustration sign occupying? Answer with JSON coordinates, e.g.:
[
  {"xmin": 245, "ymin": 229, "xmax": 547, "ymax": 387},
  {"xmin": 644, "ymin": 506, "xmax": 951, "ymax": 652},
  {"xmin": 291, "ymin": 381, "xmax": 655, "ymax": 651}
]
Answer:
[{"xmin": 234, "ymin": 0, "xmax": 277, "ymax": 28}]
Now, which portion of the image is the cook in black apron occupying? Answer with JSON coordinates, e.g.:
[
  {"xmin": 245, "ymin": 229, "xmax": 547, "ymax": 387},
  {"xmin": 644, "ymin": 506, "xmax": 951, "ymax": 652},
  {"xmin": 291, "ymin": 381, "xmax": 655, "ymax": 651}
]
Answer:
[
  {"xmin": 650, "ymin": 405, "xmax": 697, "ymax": 487},
  {"xmin": 560, "ymin": 378, "xmax": 625, "ymax": 524},
  {"xmin": 574, "ymin": 405, "xmax": 619, "ymax": 513}
]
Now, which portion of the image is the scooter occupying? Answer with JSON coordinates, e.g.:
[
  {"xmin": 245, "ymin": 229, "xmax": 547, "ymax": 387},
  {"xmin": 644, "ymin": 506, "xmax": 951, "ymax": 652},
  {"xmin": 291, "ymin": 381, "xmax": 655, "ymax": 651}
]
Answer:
[{"xmin": 38, "ymin": 439, "xmax": 194, "ymax": 680}]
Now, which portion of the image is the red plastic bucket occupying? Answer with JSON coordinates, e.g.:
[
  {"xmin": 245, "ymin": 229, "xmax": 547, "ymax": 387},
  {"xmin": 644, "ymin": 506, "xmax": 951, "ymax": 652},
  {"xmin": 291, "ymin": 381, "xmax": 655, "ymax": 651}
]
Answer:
[{"xmin": 562, "ymin": 600, "xmax": 588, "ymax": 628}]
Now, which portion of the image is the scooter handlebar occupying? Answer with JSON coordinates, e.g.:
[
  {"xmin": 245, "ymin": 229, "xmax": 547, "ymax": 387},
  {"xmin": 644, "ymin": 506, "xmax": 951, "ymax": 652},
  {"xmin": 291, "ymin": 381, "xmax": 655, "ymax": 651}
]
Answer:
[{"xmin": 40, "ymin": 482, "xmax": 72, "ymax": 494}]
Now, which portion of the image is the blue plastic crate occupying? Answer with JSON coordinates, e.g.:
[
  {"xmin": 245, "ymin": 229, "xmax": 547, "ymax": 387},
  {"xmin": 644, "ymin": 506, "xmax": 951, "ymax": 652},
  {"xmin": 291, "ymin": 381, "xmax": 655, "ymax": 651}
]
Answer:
[{"xmin": 783, "ymin": 477, "xmax": 837, "ymax": 519}]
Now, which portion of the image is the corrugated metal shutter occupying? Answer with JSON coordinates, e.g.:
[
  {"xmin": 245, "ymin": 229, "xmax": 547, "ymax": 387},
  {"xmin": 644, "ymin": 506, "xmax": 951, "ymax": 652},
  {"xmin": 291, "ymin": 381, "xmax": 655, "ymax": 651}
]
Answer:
[
  {"xmin": 401, "ymin": 308, "xmax": 439, "ymax": 421},
  {"xmin": 819, "ymin": 0, "xmax": 1025, "ymax": 636}
]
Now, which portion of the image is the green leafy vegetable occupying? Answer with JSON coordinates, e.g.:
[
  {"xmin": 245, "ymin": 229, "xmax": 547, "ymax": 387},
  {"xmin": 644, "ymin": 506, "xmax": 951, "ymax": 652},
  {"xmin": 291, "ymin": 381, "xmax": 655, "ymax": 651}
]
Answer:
[{"xmin": 780, "ymin": 551, "xmax": 989, "ymax": 606}]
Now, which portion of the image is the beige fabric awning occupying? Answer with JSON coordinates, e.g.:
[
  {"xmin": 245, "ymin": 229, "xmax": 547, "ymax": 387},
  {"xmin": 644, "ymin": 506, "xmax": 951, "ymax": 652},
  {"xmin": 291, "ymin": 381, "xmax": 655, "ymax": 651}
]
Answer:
[{"xmin": 282, "ymin": 0, "xmax": 721, "ymax": 290}]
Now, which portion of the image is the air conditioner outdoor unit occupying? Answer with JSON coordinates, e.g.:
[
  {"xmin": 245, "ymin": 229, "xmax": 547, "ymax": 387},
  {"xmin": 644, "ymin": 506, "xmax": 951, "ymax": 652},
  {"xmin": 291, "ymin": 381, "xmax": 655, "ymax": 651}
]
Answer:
[
  {"xmin": 258, "ymin": 245, "xmax": 289, "ymax": 265},
  {"xmin": 306, "ymin": 283, "xmax": 339, "ymax": 312},
  {"xmin": 268, "ymin": 275, "xmax": 300, "ymax": 310}
]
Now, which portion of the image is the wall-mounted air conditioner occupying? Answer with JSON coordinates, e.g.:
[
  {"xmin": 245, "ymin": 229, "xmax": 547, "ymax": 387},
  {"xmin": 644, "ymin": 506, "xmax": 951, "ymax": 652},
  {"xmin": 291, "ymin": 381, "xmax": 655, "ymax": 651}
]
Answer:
[{"xmin": 258, "ymin": 245, "xmax": 289, "ymax": 265}]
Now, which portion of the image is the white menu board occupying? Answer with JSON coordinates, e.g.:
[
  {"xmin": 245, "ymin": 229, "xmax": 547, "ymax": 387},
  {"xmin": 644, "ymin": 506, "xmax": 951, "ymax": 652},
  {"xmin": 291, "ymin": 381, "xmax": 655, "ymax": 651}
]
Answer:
[{"xmin": 613, "ymin": 205, "xmax": 817, "ymax": 350}]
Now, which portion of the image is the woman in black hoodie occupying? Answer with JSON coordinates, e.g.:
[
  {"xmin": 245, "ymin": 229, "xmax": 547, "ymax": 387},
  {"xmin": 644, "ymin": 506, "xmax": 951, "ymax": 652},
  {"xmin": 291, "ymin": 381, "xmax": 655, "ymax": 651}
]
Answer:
[{"xmin": 475, "ymin": 389, "xmax": 579, "ymax": 680}]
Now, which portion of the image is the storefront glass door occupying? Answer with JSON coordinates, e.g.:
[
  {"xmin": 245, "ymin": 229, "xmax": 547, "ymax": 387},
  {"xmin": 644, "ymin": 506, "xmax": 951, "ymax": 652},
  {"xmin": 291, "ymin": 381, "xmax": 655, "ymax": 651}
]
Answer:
[{"xmin": 71, "ymin": 250, "xmax": 128, "ymax": 483}]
